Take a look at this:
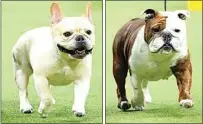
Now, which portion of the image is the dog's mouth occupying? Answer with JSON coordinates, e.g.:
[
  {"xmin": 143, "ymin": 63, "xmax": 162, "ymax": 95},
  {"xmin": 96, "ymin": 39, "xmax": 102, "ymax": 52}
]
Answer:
[
  {"xmin": 57, "ymin": 44, "xmax": 93, "ymax": 59},
  {"xmin": 151, "ymin": 43, "xmax": 176, "ymax": 54}
]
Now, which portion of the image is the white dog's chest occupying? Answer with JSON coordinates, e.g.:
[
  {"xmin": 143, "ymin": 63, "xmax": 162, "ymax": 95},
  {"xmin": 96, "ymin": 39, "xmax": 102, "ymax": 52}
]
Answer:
[
  {"xmin": 47, "ymin": 65, "xmax": 76, "ymax": 85},
  {"xmin": 43, "ymin": 58, "xmax": 91, "ymax": 86}
]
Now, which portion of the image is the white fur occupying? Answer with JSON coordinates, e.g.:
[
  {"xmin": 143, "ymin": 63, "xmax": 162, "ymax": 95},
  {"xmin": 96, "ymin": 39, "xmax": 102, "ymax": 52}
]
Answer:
[
  {"xmin": 13, "ymin": 25, "xmax": 93, "ymax": 117},
  {"xmin": 142, "ymin": 80, "xmax": 152, "ymax": 103},
  {"xmin": 180, "ymin": 99, "xmax": 193, "ymax": 108},
  {"xmin": 52, "ymin": 17, "xmax": 95, "ymax": 51},
  {"xmin": 129, "ymin": 11, "xmax": 189, "ymax": 109}
]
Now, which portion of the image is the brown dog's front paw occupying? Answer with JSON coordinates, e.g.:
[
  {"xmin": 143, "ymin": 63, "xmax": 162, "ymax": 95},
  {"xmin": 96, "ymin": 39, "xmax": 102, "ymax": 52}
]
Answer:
[
  {"xmin": 180, "ymin": 99, "xmax": 194, "ymax": 108},
  {"xmin": 117, "ymin": 101, "xmax": 131, "ymax": 111}
]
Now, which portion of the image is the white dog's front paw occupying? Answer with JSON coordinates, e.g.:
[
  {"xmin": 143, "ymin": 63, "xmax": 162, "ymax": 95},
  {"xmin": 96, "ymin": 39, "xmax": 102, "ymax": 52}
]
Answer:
[
  {"xmin": 38, "ymin": 100, "xmax": 52, "ymax": 118},
  {"xmin": 72, "ymin": 105, "xmax": 85, "ymax": 117},
  {"xmin": 180, "ymin": 99, "xmax": 194, "ymax": 108},
  {"xmin": 20, "ymin": 102, "xmax": 33, "ymax": 114}
]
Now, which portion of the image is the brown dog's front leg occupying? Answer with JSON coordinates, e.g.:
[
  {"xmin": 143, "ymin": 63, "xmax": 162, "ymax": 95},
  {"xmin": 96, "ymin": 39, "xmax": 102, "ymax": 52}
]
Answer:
[{"xmin": 171, "ymin": 54, "xmax": 193, "ymax": 108}]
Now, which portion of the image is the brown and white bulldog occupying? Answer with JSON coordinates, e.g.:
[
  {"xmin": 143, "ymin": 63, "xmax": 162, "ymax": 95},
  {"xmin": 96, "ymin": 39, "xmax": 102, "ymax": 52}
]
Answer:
[{"xmin": 113, "ymin": 9, "xmax": 193, "ymax": 111}]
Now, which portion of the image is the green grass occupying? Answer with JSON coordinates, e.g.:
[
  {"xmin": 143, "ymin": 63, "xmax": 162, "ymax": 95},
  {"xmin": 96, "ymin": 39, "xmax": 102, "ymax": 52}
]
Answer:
[
  {"xmin": 2, "ymin": 1, "xmax": 102, "ymax": 123},
  {"xmin": 106, "ymin": 1, "xmax": 202, "ymax": 123}
]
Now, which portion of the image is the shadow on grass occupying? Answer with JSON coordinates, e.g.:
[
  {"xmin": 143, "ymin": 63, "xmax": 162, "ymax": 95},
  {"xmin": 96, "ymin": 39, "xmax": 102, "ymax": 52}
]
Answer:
[
  {"xmin": 2, "ymin": 100, "xmax": 101, "ymax": 123},
  {"xmin": 106, "ymin": 103, "xmax": 199, "ymax": 118}
]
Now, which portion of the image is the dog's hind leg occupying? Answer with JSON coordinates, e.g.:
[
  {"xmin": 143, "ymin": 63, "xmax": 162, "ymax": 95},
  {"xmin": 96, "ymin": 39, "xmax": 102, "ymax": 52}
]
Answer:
[
  {"xmin": 113, "ymin": 57, "xmax": 131, "ymax": 111},
  {"xmin": 12, "ymin": 53, "xmax": 33, "ymax": 114},
  {"xmin": 49, "ymin": 85, "xmax": 56, "ymax": 105},
  {"xmin": 142, "ymin": 80, "xmax": 152, "ymax": 103}
]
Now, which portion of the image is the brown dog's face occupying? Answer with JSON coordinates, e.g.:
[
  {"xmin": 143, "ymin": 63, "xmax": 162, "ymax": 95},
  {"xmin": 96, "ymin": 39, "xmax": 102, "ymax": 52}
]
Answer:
[
  {"xmin": 144, "ymin": 9, "xmax": 167, "ymax": 43},
  {"xmin": 143, "ymin": 9, "xmax": 189, "ymax": 54}
]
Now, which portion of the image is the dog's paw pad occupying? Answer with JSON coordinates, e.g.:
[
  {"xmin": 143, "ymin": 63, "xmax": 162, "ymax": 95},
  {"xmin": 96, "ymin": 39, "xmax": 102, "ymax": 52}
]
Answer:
[
  {"xmin": 180, "ymin": 99, "xmax": 193, "ymax": 108},
  {"xmin": 22, "ymin": 109, "xmax": 33, "ymax": 114},
  {"xmin": 73, "ymin": 111, "xmax": 85, "ymax": 117},
  {"xmin": 117, "ymin": 101, "xmax": 131, "ymax": 111},
  {"xmin": 133, "ymin": 105, "xmax": 145, "ymax": 111},
  {"xmin": 20, "ymin": 106, "xmax": 33, "ymax": 114}
]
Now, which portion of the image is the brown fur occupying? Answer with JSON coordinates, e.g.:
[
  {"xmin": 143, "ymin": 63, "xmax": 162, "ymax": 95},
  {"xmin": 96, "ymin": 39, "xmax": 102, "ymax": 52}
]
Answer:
[
  {"xmin": 113, "ymin": 18, "xmax": 145, "ymax": 103},
  {"xmin": 144, "ymin": 13, "xmax": 167, "ymax": 43},
  {"xmin": 171, "ymin": 52, "xmax": 192, "ymax": 102}
]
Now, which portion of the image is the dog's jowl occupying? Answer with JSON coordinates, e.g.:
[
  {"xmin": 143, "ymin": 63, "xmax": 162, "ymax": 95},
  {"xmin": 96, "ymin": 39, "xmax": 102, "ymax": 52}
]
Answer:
[
  {"xmin": 12, "ymin": 2, "xmax": 95, "ymax": 118},
  {"xmin": 113, "ymin": 9, "xmax": 193, "ymax": 111}
]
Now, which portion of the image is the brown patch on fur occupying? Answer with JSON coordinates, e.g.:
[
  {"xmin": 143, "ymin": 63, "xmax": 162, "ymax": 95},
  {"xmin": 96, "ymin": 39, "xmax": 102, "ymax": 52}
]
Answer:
[
  {"xmin": 144, "ymin": 13, "xmax": 167, "ymax": 43},
  {"xmin": 171, "ymin": 51, "xmax": 192, "ymax": 102}
]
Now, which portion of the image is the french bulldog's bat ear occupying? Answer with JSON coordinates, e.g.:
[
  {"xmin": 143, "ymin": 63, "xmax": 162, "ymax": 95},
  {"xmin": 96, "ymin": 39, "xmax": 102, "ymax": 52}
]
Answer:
[
  {"xmin": 176, "ymin": 10, "xmax": 190, "ymax": 21},
  {"xmin": 50, "ymin": 3, "xmax": 63, "ymax": 24},
  {"xmin": 83, "ymin": 2, "xmax": 93, "ymax": 23},
  {"xmin": 141, "ymin": 9, "xmax": 157, "ymax": 21}
]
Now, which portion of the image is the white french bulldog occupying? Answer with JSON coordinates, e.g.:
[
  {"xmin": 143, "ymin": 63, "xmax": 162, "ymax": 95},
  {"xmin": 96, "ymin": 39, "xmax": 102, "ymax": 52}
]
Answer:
[{"xmin": 12, "ymin": 2, "xmax": 95, "ymax": 118}]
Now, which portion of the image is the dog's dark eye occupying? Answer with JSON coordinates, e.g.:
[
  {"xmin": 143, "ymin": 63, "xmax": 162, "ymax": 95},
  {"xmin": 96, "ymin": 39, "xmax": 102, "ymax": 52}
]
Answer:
[
  {"xmin": 174, "ymin": 29, "xmax": 180, "ymax": 33},
  {"xmin": 85, "ymin": 30, "xmax": 92, "ymax": 35},
  {"xmin": 63, "ymin": 32, "xmax": 72, "ymax": 37},
  {"xmin": 152, "ymin": 27, "xmax": 160, "ymax": 33}
]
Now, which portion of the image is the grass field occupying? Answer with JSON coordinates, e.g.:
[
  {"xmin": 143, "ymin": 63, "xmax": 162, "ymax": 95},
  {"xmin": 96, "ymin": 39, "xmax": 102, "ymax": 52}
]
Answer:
[
  {"xmin": 2, "ymin": 1, "xmax": 102, "ymax": 123},
  {"xmin": 106, "ymin": 1, "xmax": 202, "ymax": 123}
]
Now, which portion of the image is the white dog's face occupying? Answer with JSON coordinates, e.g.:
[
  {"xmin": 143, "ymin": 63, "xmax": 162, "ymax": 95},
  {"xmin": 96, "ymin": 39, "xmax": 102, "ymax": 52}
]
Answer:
[
  {"xmin": 51, "ymin": 3, "xmax": 95, "ymax": 59},
  {"xmin": 143, "ymin": 9, "xmax": 189, "ymax": 54}
]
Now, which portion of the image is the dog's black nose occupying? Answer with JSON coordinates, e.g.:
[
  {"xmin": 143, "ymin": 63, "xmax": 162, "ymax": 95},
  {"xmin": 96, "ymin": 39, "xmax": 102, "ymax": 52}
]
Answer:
[
  {"xmin": 162, "ymin": 32, "xmax": 172, "ymax": 42},
  {"xmin": 75, "ymin": 35, "xmax": 85, "ymax": 42}
]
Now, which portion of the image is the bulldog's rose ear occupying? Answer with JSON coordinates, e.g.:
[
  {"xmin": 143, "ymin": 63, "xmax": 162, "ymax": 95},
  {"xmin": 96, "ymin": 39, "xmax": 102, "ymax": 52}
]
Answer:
[
  {"xmin": 83, "ymin": 2, "xmax": 93, "ymax": 23},
  {"xmin": 176, "ymin": 10, "xmax": 190, "ymax": 21},
  {"xmin": 141, "ymin": 9, "xmax": 157, "ymax": 21},
  {"xmin": 50, "ymin": 3, "xmax": 63, "ymax": 24}
]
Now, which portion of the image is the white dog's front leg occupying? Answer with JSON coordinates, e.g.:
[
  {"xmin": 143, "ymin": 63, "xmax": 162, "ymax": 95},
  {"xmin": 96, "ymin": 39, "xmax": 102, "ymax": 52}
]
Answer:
[
  {"xmin": 33, "ymin": 74, "xmax": 53, "ymax": 118},
  {"xmin": 72, "ymin": 78, "xmax": 90, "ymax": 117}
]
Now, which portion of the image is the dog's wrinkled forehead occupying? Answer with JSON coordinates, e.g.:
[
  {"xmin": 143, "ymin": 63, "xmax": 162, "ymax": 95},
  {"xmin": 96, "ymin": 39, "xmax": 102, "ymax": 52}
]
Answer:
[
  {"xmin": 159, "ymin": 10, "xmax": 189, "ymax": 29},
  {"xmin": 53, "ymin": 17, "xmax": 94, "ymax": 32},
  {"xmin": 142, "ymin": 9, "xmax": 189, "ymax": 43},
  {"xmin": 50, "ymin": 2, "xmax": 94, "ymax": 33},
  {"xmin": 142, "ymin": 9, "xmax": 167, "ymax": 42}
]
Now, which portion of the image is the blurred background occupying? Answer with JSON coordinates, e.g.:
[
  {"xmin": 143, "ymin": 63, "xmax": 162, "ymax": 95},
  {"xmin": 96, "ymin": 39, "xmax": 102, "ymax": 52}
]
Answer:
[
  {"xmin": 2, "ymin": 1, "xmax": 102, "ymax": 123},
  {"xmin": 106, "ymin": 1, "xmax": 202, "ymax": 123}
]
